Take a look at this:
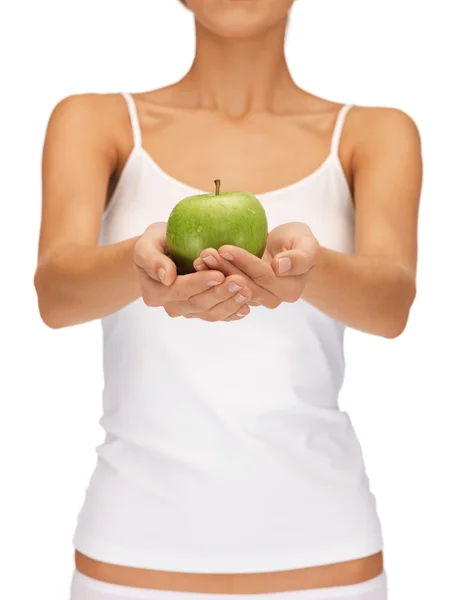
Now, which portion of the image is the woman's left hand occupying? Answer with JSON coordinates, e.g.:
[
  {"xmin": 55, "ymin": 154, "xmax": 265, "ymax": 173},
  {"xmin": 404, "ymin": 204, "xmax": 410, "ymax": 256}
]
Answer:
[{"xmin": 193, "ymin": 223, "xmax": 319, "ymax": 309}]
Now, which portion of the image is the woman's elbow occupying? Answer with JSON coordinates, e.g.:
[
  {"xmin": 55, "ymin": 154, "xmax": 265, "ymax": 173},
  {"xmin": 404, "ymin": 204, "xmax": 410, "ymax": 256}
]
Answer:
[
  {"xmin": 380, "ymin": 279, "xmax": 417, "ymax": 339},
  {"xmin": 381, "ymin": 312, "xmax": 410, "ymax": 339},
  {"xmin": 34, "ymin": 271, "xmax": 70, "ymax": 329},
  {"xmin": 37, "ymin": 305, "xmax": 68, "ymax": 329}
]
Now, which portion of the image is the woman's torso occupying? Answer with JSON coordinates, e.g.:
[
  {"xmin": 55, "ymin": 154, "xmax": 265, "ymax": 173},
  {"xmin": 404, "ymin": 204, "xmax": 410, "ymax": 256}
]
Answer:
[{"xmin": 73, "ymin": 89, "xmax": 383, "ymax": 592}]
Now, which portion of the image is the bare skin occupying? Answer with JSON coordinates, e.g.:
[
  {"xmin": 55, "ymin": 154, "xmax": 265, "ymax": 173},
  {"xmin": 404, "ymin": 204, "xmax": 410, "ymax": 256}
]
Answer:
[
  {"xmin": 74, "ymin": 551, "xmax": 384, "ymax": 594},
  {"xmin": 35, "ymin": 0, "xmax": 421, "ymax": 593}
]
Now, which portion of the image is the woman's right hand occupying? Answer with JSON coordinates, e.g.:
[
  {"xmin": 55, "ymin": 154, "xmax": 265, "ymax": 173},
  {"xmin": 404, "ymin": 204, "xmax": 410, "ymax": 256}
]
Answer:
[{"xmin": 133, "ymin": 223, "xmax": 253, "ymax": 322}]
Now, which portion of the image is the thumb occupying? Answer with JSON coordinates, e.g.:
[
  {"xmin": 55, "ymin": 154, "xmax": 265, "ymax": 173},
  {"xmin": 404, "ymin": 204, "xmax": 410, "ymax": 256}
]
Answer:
[
  {"xmin": 133, "ymin": 223, "xmax": 177, "ymax": 286},
  {"xmin": 271, "ymin": 236, "xmax": 319, "ymax": 277}
]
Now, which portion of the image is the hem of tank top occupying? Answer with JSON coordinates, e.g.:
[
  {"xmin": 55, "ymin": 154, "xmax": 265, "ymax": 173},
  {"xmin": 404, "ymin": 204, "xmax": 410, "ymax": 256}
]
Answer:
[
  {"xmin": 72, "ymin": 531, "xmax": 383, "ymax": 575},
  {"xmin": 102, "ymin": 146, "xmax": 354, "ymax": 222}
]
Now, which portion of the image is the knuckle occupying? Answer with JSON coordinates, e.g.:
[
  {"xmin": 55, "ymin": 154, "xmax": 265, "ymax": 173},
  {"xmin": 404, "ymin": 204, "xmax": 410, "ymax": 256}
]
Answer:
[
  {"xmin": 267, "ymin": 297, "xmax": 282, "ymax": 309},
  {"xmin": 142, "ymin": 293, "xmax": 158, "ymax": 307},
  {"xmin": 164, "ymin": 304, "xmax": 178, "ymax": 318},
  {"xmin": 257, "ymin": 292, "xmax": 280, "ymax": 309},
  {"xmin": 282, "ymin": 290, "xmax": 301, "ymax": 303}
]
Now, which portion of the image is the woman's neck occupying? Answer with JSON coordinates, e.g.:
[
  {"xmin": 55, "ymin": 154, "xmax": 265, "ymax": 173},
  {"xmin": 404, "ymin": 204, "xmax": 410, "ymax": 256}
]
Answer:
[{"xmin": 182, "ymin": 17, "xmax": 297, "ymax": 117}]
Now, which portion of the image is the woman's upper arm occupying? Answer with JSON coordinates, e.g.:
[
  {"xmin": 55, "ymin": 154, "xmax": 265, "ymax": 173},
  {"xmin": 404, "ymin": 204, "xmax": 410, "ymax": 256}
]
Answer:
[
  {"xmin": 39, "ymin": 94, "xmax": 118, "ymax": 262},
  {"xmin": 351, "ymin": 107, "xmax": 423, "ymax": 275}
]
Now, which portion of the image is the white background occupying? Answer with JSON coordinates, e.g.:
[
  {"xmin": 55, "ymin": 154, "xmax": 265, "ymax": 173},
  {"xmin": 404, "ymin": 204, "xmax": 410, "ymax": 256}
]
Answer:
[{"xmin": 1, "ymin": 1, "xmax": 449, "ymax": 599}]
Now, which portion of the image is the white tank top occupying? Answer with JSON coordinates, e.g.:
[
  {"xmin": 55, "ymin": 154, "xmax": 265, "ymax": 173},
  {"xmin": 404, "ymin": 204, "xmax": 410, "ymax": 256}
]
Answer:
[{"xmin": 73, "ymin": 93, "xmax": 383, "ymax": 573}]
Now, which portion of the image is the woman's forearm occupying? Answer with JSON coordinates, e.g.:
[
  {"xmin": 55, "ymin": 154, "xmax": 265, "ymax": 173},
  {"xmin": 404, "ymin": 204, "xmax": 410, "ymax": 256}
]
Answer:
[
  {"xmin": 302, "ymin": 247, "xmax": 416, "ymax": 338},
  {"xmin": 34, "ymin": 237, "xmax": 141, "ymax": 328}
]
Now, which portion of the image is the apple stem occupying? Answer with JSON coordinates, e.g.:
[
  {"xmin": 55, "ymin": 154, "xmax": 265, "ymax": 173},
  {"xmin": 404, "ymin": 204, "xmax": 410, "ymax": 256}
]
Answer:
[{"xmin": 214, "ymin": 179, "xmax": 221, "ymax": 196}]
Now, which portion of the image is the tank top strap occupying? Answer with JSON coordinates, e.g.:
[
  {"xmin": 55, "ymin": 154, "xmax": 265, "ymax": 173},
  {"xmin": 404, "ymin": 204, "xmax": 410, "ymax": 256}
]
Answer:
[
  {"xmin": 330, "ymin": 104, "xmax": 353, "ymax": 155},
  {"xmin": 121, "ymin": 92, "xmax": 142, "ymax": 148}
]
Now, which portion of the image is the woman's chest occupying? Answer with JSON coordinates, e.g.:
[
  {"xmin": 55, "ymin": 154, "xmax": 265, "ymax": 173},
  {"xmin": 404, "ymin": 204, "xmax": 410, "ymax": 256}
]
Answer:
[{"xmin": 125, "ymin": 110, "xmax": 349, "ymax": 197}]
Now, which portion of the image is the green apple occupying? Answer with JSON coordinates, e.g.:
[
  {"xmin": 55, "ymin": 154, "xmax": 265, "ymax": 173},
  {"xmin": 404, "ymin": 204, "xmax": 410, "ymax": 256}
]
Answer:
[{"xmin": 166, "ymin": 180, "xmax": 268, "ymax": 275}]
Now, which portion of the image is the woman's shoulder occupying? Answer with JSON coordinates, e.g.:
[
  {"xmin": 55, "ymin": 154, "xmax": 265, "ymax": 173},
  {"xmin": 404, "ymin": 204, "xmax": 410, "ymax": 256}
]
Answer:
[
  {"xmin": 344, "ymin": 105, "xmax": 421, "ymax": 151},
  {"xmin": 48, "ymin": 92, "xmax": 130, "ymax": 127},
  {"xmin": 320, "ymin": 102, "xmax": 422, "ymax": 163},
  {"xmin": 42, "ymin": 93, "xmax": 142, "ymax": 169},
  {"xmin": 45, "ymin": 92, "xmax": 151, "ymax": 151},
  {"xmin": 341, "ymin": 105, "xmax": 422, "ymax": 173},
  {"xmin": 349, "ymin": 104, "xmax": 419, "ymax": 130}
]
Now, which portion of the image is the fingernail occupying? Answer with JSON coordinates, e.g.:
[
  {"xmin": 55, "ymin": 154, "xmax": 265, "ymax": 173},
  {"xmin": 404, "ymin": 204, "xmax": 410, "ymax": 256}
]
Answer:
[
  {"xmin": 228, "ymin": 282, "xmax": 242, "ymax": 293},
  {"xmin": 158, "ymin": 267, "xmax": 166, "ymax": 283},
  {"xmin": 203, "ymin": 255, "xmax": 218, "ymax": 268},
  {"xmin": 219, "ymin": 252, "xmax": 234, "ymax": 261},
  {"xmin": 207, "ymin": 280, "xmax": 221, "ymax": 286},
  {"xmin": 278, "ymin": 258, "xmax": 291, "ymax": 274},
  {"xmin": 235, "ymin": 293, "xmax": 247, "ymax": 303},
  {"xmin": 299, "ymin": 237, "xmax": 317, "ymax": 254},
  {"xmin": 236, "ymin": 312, "xmax": 247, "ymax": 318}
]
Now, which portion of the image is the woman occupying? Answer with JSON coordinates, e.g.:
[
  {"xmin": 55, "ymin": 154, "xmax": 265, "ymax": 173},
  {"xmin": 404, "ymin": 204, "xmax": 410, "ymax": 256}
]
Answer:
[{"xmin": 34, "ymin": 0, "xmax": 422, "ymax": 599}]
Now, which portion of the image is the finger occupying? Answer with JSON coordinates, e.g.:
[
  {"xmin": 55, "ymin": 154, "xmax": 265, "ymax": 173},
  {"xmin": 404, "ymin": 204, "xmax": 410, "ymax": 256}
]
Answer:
[
  {"xmin": 167, "ymin": 274, "xmax": 248, "ymax": 317},
  {"xmin": 138, "ymin": 268, "xmax": 223, "ymax": 308},
  {"xmin": 271, "ymin": 246, "xmax": 317, "ymax": 277},
  {"xmin": 216, "ymin": 245, "xmax": 274, "ymax": 284},
  {"xmin": 197, "ymin": 248, "xmax": 280, "ymax": 309},
  {"xmin": 194, "ymin": 261, "xmax": 209, "ymax": 271},
  {"xmin": 133, "ymin": 223, "xmax": 177, "ymax": 286},
  {"xmin": 214, "ymin": 245, "xmax": 309, "ymax": 304},
  {"xmin": 193, "ymin": 282, "xmax": 252, "ymax": 322},
  {"xmin": 267, "ymin": 225, "xmax": 319, "ymax": 277},
  {"xmin": 266, "ymin": 222, "xmax": 314, "ymax": 256},
  {"xmin": 167, "ymin": 269, "xmax": 226, "ymax": 303},
  {"xmin": 138, "ymin": 269, "xmax": 171, "ymax": 307},
  {"xmin": 224, "ymin": 303, "xmax": 251, "ymax": 322}
]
